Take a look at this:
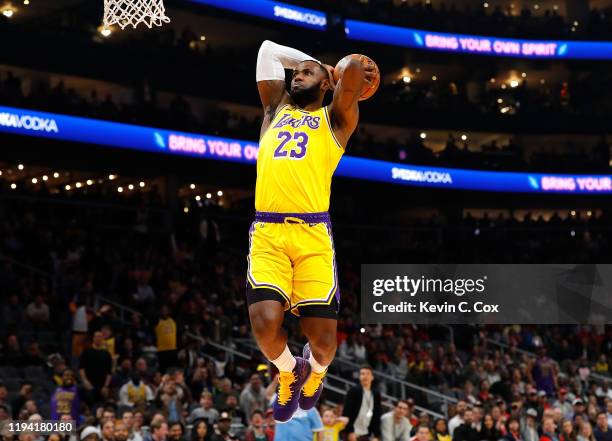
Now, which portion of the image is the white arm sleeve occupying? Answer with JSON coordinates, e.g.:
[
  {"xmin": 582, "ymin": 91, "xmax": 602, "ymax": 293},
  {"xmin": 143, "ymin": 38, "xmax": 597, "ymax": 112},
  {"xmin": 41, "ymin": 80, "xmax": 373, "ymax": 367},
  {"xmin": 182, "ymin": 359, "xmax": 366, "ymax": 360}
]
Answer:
[{"xmin": 256, "ymin": 40, "xmax": 320, "ymax": 82}]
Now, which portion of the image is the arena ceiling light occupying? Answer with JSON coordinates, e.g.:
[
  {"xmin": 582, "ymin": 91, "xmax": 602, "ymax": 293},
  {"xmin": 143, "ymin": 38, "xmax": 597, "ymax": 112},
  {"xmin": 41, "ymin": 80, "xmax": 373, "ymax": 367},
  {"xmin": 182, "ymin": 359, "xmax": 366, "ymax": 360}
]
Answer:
[
  {"xmin": 97, "ymin": 25, "xmax": 112, "ymax": 37},
  {"xmin": 2, "ymin": 4, "xmax": 15, "ymax": 18}
]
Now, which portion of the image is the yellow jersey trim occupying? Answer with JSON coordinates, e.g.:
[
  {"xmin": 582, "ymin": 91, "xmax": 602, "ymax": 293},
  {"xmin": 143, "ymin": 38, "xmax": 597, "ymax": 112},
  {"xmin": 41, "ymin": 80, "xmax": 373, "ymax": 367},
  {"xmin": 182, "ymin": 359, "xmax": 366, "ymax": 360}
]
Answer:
[{"xmin": 323, "ymin": 105, "xmax": 344, "ymax": 150}]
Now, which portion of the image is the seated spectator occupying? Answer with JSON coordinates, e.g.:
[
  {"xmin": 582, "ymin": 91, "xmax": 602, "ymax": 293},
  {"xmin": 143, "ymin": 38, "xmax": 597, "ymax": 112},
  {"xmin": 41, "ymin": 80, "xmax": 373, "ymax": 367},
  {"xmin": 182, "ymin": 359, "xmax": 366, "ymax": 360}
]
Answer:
[
  {"xmin": 381, "ymin": 400, "xmax": 412, "ymax": 441},
  {"xmin": 522, "ymin": 409, "xmax": 539, "ymax": 441},
  {"xmin": 81, "ymin": 426, "xmax": 102, "ymax": 441},
  {"xmin": 119, "ymin": 373, "xmax": 154, "ymax": 410},
  {"xmin": 113, "ymin": 358, "xmax": 134, "ymax": 389},
  {"xmin": 540, "ymin": 417, "xmax": 560, "ymax": 441},
  {"xmin": 221, "ymin": 394, "xmax": 246, "ymax": 428},
  {"xmin": 189, "ymin": 392, "xmax": 219, "ymax": 425},
  {"xmin": 150, "ymin": 420, "xmax": 169, "ymax": 441},
  {"xmin": 115, "ymin": 421, "xmax": 130, "ymax": 441},
  {"xmin": 210, "ymin": 412, "xmax": 238, "ymax": 441},
  {"xmin": 434, "ymin": 418, "xmax": 451, "ymax": 441},
  {"xmin": 554, "ymin": 388, "xmax": 574, "ymax": 420},
  {"xmin": 120, "ymin": 410, "xmax": 143, "ymax": 441},
  {"xmin": 213, "ymin": 379, "xmax": 235, "ymax": 411},
  {"xmin": 412, "ymin": 424, "xmax": 434, "ymax": 441},
  {"xmin": 11, "ymin": 382, "xmax": 33, "ymax": 419},
  {"xmin": 190, "ymin": 419, "xmax": 211, "ymax": 441},
  {"xmin": 449, "ymin": 401, "xmax": 467, "ymax": 437},
  {"xmin": 2, "ymin": 334, "xmax": 24, "ymax": 367},
  {"xmin": 2, "ymin": 295, "xmax": 24, "ymax": 331},
  {"xmin": 0, "ymin": 384, "xmax": 12, "ymax": 417},
  {"xmin": 0, "ymin": 404, "xmax": 10, "ymax": 422},
  {"xmin": 480, "ymin": 413, "xmax": 502, "ymax": 441},
  {"xmin": 595, "ymin": 412, "xmax": 612, "ymax": 441},
  {"xmin": 22, "ymin": 342, "xmax": 45, "ymax": 367},
  {"xmin": 243, "ymin": 410, "xmax": 272, "ymax": 441},
  {"xmin": 560, "ymin": 419, "xmax": 577, "ymax": 441},
  {"xmin": 101, "ymin": 420, "xmax": 115, "ymax": 441},
  {"xmin": 26, "ymin": 295, "xmax": 50, "ymax": 325},
  {"xmin": 502, "ymin": 417, "xmax": 522, "ymax": 441},
  {"xmin": 453, "ymin": 408, "xmax": 479, "ymax": 441},
  {"xmin": 578, "ymin": 422, "xmax": 596, "ymax": 441},
  {"xmin": 239, "ymin": 374, "xmax": 267, "ymax": 422},
  {"xmin": 99, "ymin": 406, "xmax": 117, "ymax": 428},
  {"xmin": 168, "ymin": 421, "xmax": 186, "ymax": 441}
]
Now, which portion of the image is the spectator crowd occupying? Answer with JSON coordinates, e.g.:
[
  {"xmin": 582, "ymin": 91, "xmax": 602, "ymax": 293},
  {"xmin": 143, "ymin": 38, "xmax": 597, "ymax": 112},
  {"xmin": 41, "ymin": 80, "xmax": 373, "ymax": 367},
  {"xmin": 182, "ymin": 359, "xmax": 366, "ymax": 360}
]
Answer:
[{"xmin": 0, "ymin": 183, "xmax": 611, "ymax": 441}]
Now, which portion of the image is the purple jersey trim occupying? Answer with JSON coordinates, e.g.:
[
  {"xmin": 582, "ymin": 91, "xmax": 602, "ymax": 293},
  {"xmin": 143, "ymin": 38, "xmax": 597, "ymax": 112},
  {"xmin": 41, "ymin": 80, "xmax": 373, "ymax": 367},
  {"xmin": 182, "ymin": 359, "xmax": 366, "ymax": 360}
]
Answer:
[{"xmin": 255, "ymin": 211, "xmax": 330, "ymax": 224}]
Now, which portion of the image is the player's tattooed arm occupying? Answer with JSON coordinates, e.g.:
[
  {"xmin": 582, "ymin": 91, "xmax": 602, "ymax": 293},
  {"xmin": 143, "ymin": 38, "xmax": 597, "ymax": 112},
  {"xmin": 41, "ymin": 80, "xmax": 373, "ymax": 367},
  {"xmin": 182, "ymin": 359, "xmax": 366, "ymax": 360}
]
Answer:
[
  {"xmin": 329, "ymin": 58, "xmax": 367, "ymax": 148},
  {"xmin": 257, "ymin": 79, "xmax": 289, "ymax": 139}
]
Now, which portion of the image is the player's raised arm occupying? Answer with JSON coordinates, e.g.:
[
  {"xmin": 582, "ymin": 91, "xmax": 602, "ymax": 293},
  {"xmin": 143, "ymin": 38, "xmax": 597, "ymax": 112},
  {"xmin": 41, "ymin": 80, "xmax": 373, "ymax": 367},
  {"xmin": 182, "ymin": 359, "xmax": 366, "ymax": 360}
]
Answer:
[
  {"xmin": 256, "ymin": 40, "xmax": 320, "ymax": 137},
  {"xmin": 329, "ymin": 56, "xmax": 377, "ymax": 148}
]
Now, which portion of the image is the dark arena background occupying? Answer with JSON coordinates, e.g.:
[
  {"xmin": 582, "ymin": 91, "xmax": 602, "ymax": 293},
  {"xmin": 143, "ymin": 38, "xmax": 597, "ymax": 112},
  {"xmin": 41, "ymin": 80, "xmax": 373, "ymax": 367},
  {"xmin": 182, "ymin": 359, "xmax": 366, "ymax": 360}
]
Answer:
[{"xmin": 0, "ymin": 0, "xmax": 611, "ymax": 441}]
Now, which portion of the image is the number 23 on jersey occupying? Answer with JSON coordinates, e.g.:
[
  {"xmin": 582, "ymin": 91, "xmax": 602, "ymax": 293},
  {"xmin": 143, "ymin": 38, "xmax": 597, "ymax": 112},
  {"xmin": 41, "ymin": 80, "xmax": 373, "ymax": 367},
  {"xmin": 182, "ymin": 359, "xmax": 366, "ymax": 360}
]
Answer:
[{"xmin": 273, "ymin": 131, "xmax": 309, "ymax": 159}]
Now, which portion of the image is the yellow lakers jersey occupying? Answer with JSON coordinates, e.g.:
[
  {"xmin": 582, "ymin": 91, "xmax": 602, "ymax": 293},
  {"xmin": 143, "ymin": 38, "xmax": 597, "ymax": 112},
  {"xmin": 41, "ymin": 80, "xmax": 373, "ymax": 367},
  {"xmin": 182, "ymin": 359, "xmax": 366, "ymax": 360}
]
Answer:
[{"xmin": 255, "ymin": 104, "xmax": 344, "ymax": 213}]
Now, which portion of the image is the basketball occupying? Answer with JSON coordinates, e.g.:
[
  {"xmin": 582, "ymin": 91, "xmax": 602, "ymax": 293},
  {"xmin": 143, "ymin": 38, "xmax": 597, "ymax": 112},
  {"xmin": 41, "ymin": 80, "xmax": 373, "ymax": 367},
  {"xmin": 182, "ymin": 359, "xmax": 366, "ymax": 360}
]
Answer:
[{"xmin": 333, "ymin": 54, "xmax": 380, "ymax": 101}]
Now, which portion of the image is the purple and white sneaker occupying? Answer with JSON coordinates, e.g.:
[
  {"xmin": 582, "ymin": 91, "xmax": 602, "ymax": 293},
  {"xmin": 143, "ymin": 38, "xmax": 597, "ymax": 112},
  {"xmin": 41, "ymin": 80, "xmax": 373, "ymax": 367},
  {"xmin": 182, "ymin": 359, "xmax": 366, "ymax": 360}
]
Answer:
[
  {"xmin": 299, "ymin": 343, "xmax": 326, "ymax": 410},
  {"xmin": 273, "ymin": 356, "xmax": 311, "ymax": 423}
]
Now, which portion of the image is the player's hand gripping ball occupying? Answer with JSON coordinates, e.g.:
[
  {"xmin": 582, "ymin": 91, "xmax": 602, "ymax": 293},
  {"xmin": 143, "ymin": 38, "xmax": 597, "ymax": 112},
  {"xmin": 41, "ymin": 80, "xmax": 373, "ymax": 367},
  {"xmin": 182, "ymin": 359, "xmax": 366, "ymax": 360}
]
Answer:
[{"xmin": 333, "ymin": 54, "xmax": 380, "ymax": 101}]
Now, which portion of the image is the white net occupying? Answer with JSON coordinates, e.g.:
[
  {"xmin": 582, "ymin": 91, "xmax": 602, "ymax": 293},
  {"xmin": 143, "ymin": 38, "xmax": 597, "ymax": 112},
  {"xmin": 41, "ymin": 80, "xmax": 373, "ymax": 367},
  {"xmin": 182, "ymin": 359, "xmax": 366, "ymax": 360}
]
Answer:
[{"xmin": 103, "ymin": 0, "xmax": 170, "ymax": 29}]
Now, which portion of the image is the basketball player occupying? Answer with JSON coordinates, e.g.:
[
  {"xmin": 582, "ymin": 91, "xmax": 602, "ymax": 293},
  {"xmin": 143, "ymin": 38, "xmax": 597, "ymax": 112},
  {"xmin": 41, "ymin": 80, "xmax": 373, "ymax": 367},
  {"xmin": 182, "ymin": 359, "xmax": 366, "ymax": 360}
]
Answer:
[{"xmin": 247, "ymin": 40, "xmax": 376, "ymax": 423}]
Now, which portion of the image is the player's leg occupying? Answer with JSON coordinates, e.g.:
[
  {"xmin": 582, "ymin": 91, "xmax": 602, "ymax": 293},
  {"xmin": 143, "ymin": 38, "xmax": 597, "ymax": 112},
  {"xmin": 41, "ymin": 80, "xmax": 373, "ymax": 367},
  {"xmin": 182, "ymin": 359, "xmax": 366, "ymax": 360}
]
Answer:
[
  {"xmin": 296, "ymin": 303, "xmax": 338, "ymax": 410},
  {"xmin": 299, "ymin": 313, "xmax": 338, "ymax": 366},
  {"xmin": 289, "ymin": 221, "xmax": 340, "ymax": 410},
  {"xmin": 247, "ymin": 294, "xmax": 288, "ymax": 364},
  {"xmin": 247, "ymin": 221, "xmax": 311, "ymax": 422}
]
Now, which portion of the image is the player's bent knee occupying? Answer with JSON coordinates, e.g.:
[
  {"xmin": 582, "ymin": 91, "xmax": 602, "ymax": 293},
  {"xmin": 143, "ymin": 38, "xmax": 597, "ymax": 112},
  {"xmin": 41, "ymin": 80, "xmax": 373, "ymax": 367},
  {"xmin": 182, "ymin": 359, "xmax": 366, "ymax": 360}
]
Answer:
[
  {"xmin": 248, "ymin": 295, "xmax": 284, "ymax": 341},
  {"xmin": 249, "ymin": 308, "xmax": 281, "ymax": 336},
  {"xmin": 310, "ymin": 332, "xmax": 337, "ymax": 358}
]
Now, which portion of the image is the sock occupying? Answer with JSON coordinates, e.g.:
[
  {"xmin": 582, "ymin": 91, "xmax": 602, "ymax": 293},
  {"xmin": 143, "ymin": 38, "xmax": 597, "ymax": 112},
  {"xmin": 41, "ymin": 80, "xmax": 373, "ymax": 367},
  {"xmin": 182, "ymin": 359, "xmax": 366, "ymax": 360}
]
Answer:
[
  {"xmin": 309, "ymin": 353, "xmax": 328, "ymax": 374},
  {"xmin": 271, "ymin": 346, "xmax": 296, "ymax": 372}
]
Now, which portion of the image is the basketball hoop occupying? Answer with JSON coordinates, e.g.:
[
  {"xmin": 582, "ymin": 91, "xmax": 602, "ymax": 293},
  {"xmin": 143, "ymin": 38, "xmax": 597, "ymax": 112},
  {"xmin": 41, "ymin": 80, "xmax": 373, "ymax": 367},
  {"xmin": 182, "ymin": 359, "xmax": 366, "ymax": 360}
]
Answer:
[{"xmin": 103, "ymin": 0, "xmax": 170, "ymax": 29}]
